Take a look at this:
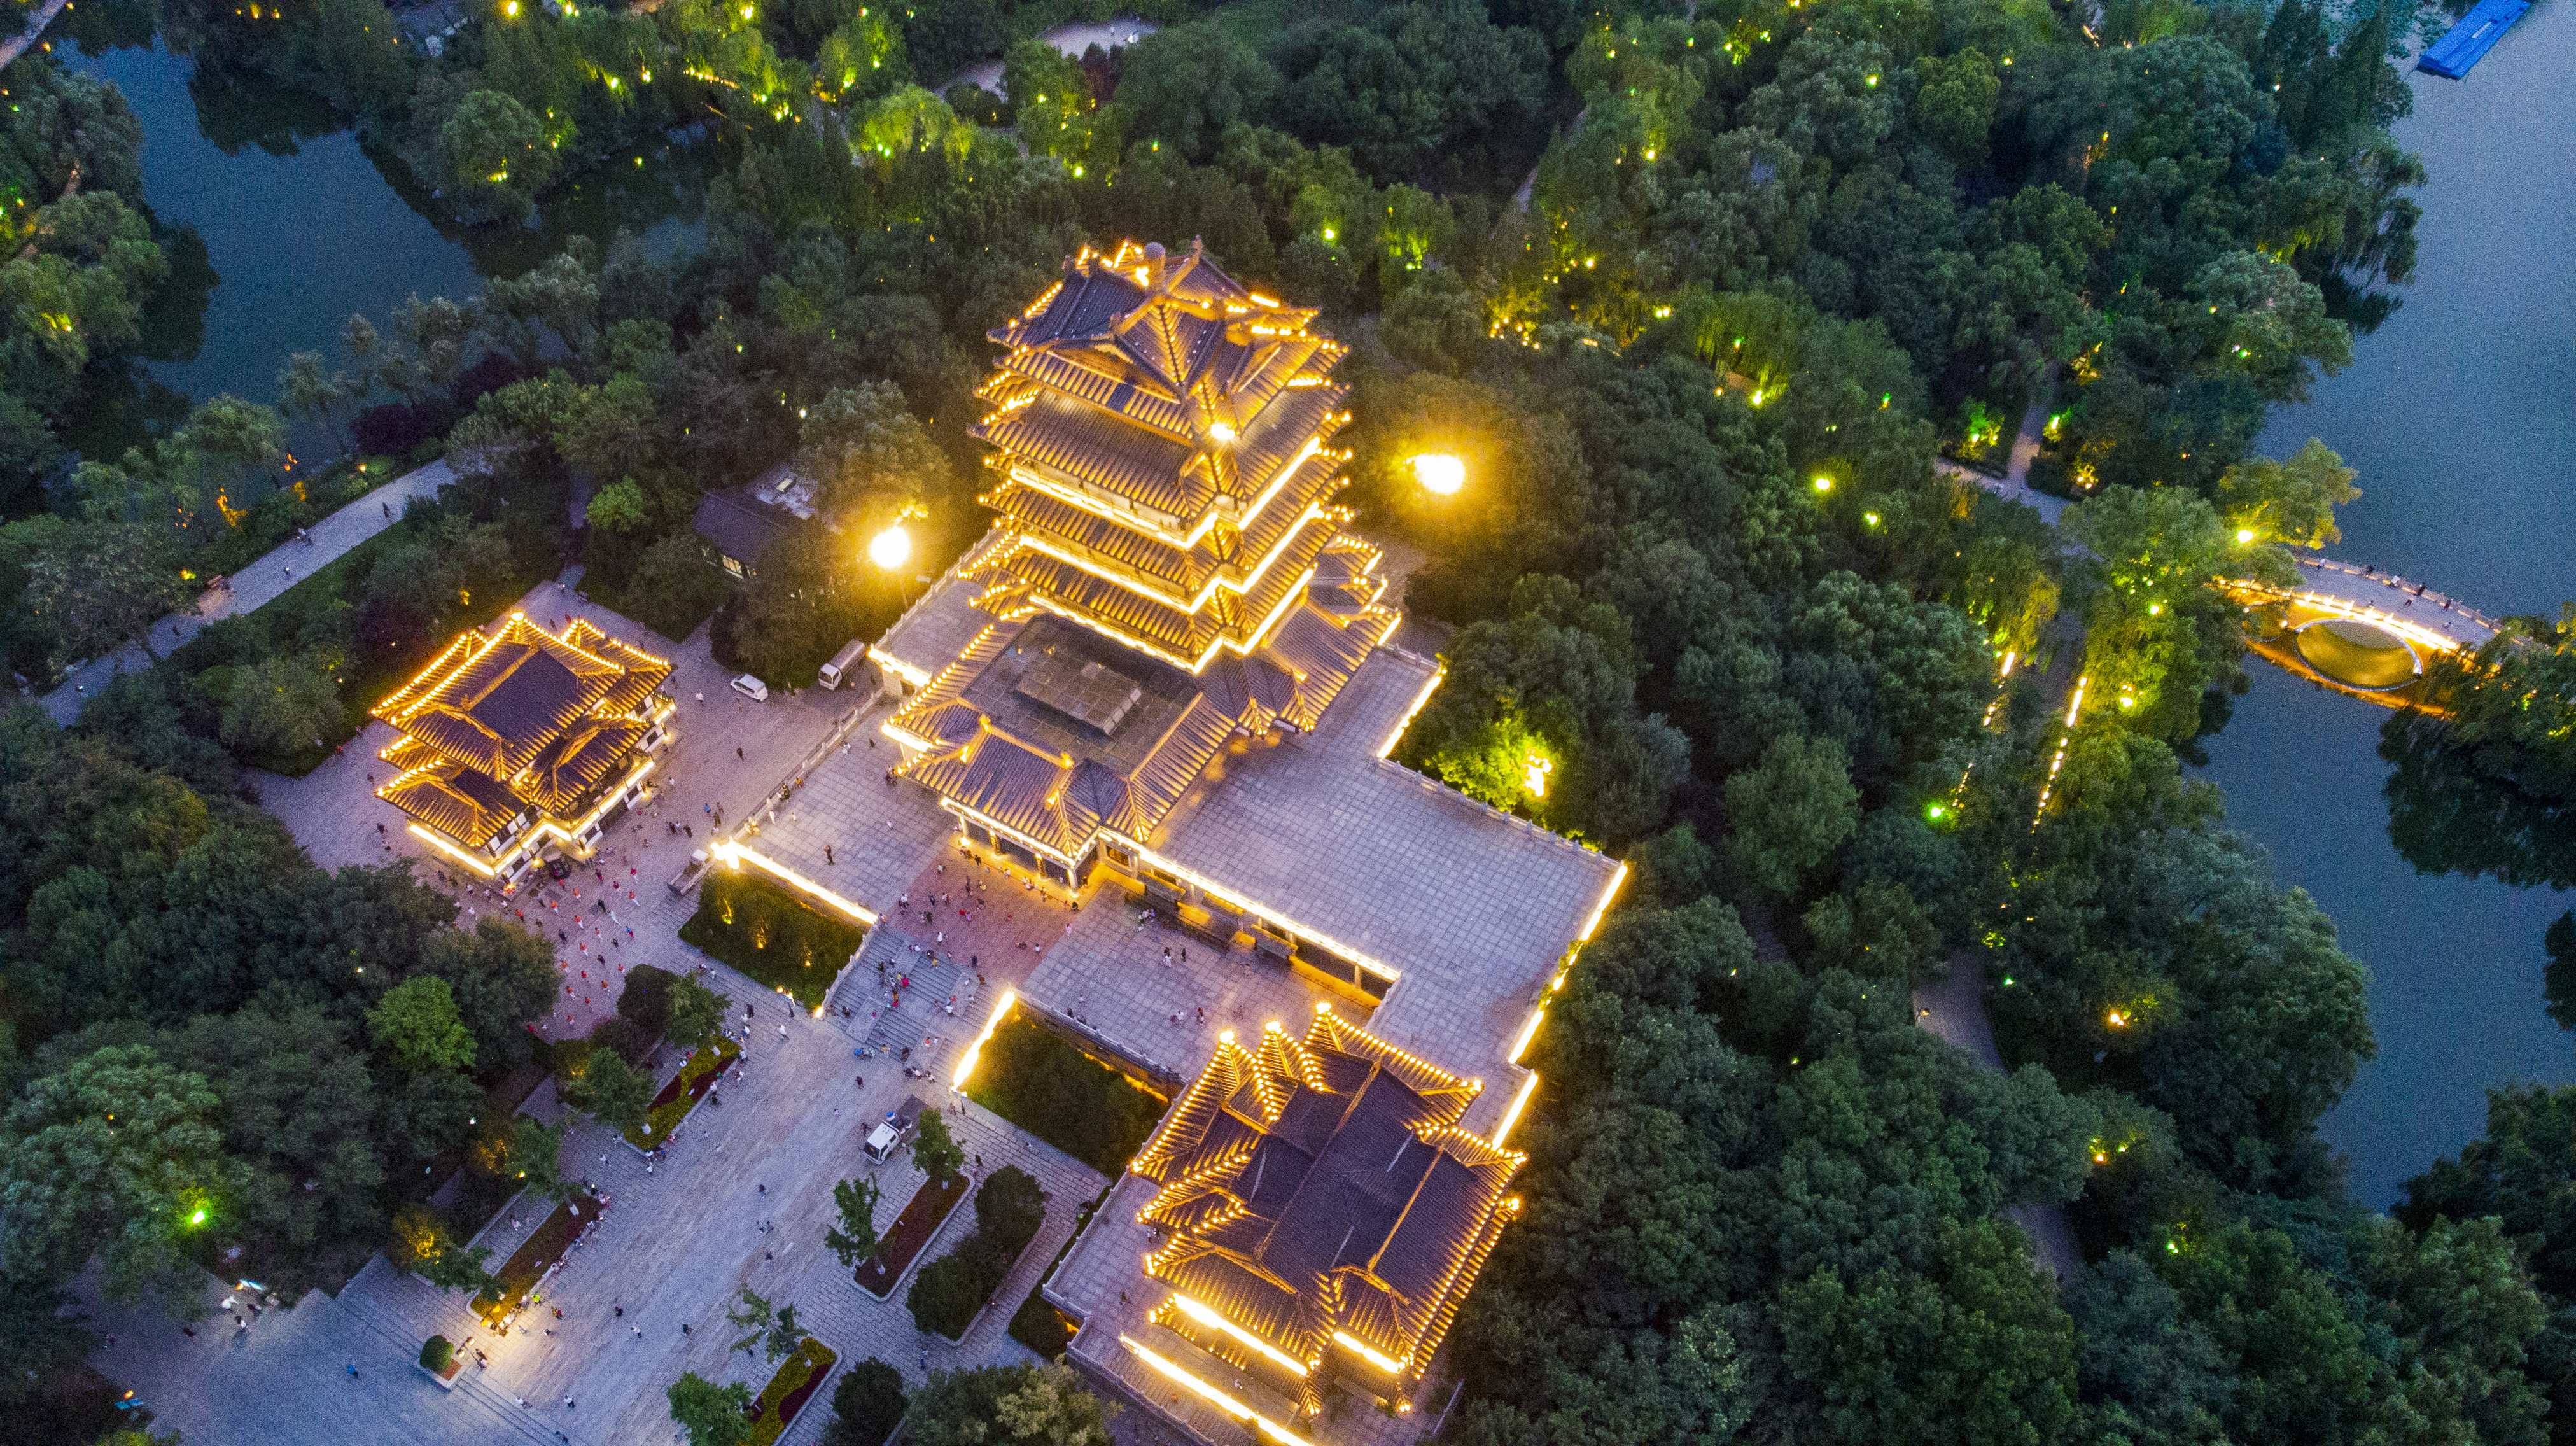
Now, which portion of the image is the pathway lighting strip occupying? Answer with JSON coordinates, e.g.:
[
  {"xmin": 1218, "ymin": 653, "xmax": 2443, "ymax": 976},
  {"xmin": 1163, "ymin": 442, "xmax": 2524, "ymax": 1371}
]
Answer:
[
  {"xmin": 951, "ymin": 988, "xmax": 1018, "ymax": 1089},
  {"xmin": 1120, "ymin": 1335, "xmax": 1305, "ymax": 1446}
]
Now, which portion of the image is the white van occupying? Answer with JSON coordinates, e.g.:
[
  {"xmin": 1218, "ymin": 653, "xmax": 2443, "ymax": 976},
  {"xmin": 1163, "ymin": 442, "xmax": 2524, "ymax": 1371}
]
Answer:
[
  {"xmin": 729, "ymin": 673, "xmax": 770, "ymax": 703},
  {"xmin": 819, "ymin": 639, "xmax": 867, "ymax": 691},
  {"xmin": 864, "ymin": 1095, "xmax": 928, "ymax": 1163}
]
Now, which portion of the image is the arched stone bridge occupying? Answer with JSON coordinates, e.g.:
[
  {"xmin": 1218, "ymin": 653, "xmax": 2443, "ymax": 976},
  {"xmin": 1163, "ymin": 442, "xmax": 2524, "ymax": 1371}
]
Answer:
[{"xmin": 2220, "ymin": 555, "xmax": 2507, "ymax": 703}]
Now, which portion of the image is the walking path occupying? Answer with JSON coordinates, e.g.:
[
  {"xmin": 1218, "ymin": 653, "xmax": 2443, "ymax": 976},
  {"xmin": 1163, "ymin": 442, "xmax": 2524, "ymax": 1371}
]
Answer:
[
  {"xmin": 944, "ymin": 15, "xmax": 1160, "ymax": 95},
  {"xmin": 41, "ymin": 458, "xmax": 459, "ymax": 724},
  {"xmin": 0, "ymin": 0, "xmax": 70, "ymax": 69},
  {"xmin": 1937, "ymin": 385, "xmax": 2064, "ymax": 524},
  {"xmin": 2240, "ymin": 553, "xmax": 2507, "ymax": 654},
  {"xmin": 1910, "ymin": 962, "xmax": 2084, "ymax": 1281}
]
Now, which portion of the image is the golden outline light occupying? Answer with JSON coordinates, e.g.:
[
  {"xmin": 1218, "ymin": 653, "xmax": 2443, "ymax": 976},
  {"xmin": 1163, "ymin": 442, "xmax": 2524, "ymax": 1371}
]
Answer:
[
  {"xmin": 951, "ymin": 988, "xmax": 1019, "ymax": 1088},
  {"xmin": 1377, "ymin": 659, "xmax": 1446, "ymax": 759},
  {"xmin": 1169, "ymin": 1293, "xmax": 1310, "ymax": 1377},
  {"xmin": 1506, "ymin": 1007, "xmax": 1546, "ymax": 1065},
  {"xmin": 1332, "ymin": 1330, "xmax": 1405, "ymax": 1375},
  {"xmin": 720, "ymin": 842, "xmax": 879, "ymax": 928},
  {"xmin": 1014, "ymin": 499, "xmax": 1330, "ymax": 615},
  {"xmin": 1121, "ymin": 839, "xmax": 1401, "ymax": 985},
  {"xmin": 1119, "ymin": 1335, "xmax": 1304, "ymax": 1446},
  {"xmin": 1491, "ymin": 1070, "xmax": 1541, "ymax": 1149}
]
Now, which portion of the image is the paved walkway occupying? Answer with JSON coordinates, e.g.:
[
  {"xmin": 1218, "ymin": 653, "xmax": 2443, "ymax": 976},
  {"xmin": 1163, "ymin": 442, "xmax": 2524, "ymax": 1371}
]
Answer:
[
  {"xmin": 1910, "ymin": 962, "xmax": 2083, "ymax": 1281},
  {"xmin": 83, "ymin": 893, "xmax": 1110, "ymax": 1446},
  {"xmin": 1938, "ymin": 385, "xmax": 2066, "ymax": 525},
  {"xmin": 0, "ymin": 0, "xmax": 71, "ymax": 69},
  {"xmin": 2255, "ymin": 553, "xmax": 2506, "ymax": 653},
  {"xmin": 43, "ymin": 458, "xmax": 460, "ymax": 724},
  {"xmin": 945, "ymin": 15, "xmax": 1161, "ymax": 94}
]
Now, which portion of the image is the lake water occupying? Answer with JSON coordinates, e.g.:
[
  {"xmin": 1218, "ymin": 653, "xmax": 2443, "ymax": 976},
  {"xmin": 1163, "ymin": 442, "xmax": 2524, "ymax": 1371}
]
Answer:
[
  {"xmin": 60, "ymin": 36, "xmax": 715, "ymax": 461},
  {"xmin": 2200, "ymin": 9, "xmax": 2576, "ymax": 1206}
]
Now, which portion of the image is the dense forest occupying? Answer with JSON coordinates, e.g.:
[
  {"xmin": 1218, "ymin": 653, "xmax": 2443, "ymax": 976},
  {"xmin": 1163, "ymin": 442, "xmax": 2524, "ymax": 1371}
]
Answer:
[{"xmin": 9, "ymin": 0, "xmax": 2576, "ymax": 1442}]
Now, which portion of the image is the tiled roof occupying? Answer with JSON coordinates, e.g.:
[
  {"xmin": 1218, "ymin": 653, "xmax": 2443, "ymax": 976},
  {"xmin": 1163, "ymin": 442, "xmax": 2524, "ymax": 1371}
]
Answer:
[
  {"xmin": 374, "ymin": 614, "xmax": 669, "ymax": 843},
  {"xmin": 1130, "ymin": 1012, "xmax": 1523, "ymax": 1411},
  {"xmin": 975, "ymin": 239, "xmax": 1344, "ymax": 526},
  {"xmin": 983, "ymin": 459, "xmax": 1342, "ymax": 600},
  {"xmin": 380, "ymin": 761, "xmax": 525, "ymax": 850},
  {"xmin": 977, "ymin": 514, "xmax": 1341, "ymax": 666}
]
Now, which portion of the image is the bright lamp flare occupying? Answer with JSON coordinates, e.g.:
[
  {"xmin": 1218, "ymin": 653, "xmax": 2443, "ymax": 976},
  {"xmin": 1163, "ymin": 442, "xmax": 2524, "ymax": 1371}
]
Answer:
[
  {"xmin": 867, "ymin": 524, "xmax": 912, "ymax": 570},
  {"xmin": 1410, "ymin": 453, "xmax": 1466, "ymax": 495},
  {"xmin": 2235, "ymin": 528, "xmax": 2257, "ymax": 543}
]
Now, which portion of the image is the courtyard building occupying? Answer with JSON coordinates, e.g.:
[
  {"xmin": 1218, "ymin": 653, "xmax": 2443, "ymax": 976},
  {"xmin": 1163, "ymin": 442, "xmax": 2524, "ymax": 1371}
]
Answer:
[
  {"xmin": 734, "ymin": 240, "xmax": 1624, "ymax": 1443},
  {"xmin": 372, "ymin": 611, "xmax": 676, "ymax": 888}
]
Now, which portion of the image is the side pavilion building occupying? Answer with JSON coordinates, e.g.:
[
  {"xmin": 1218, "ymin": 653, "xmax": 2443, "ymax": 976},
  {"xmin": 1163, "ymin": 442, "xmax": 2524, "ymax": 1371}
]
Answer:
[{"xmin": 372, "ymin": 612, "xmax": 675, "ymax": 887}]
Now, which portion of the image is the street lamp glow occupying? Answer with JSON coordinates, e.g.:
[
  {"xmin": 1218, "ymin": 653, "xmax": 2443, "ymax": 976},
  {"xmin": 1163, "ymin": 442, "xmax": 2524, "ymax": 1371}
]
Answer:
[
  {"xmin": 2236, "ymin": 528, "xmax": 2257, "ymax": 544},
  {"xmin": 1812, "ymin": 476, "xmax": 1833, "ymax": 492},
  {"xmin": 1410, "ymin": 453, "xmax": 1465, "ymax": 496},
  {"xmin": 867, "ymin": 524, "xmax": 911, "ymax": 571}
]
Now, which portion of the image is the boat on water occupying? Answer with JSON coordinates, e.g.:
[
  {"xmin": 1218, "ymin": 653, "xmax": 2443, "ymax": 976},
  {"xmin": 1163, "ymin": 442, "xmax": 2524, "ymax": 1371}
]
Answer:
[{"xmin": 2419, "ymin": 0, "xmax": 2529, "ymax": 78}]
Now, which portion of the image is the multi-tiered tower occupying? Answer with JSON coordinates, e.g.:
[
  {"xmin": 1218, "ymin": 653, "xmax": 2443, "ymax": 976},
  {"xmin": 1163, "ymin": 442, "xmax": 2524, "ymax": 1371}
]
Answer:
[{"xmin": 880, "ymin": 240, "xmax": 1396, "ymax": 877}]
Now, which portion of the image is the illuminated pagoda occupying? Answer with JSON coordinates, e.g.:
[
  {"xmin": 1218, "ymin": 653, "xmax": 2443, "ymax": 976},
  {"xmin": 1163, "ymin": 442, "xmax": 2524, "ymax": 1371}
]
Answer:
[
  {"xmin": 879, "ymin": 238, "xmax": 1396, "ymax": 878},
  {"xmin": 372, "ymin": 613, "xmax": 675, "ymax": 887},
  {"xmin": 1123, "ymin": 1007, "xmax": 1523, "ymax": 1422}
]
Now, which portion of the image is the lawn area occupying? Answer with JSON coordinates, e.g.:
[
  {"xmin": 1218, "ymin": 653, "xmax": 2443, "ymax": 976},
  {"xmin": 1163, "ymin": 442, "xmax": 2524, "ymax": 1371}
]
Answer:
[
  {"xmin": 626, "ymin": 1035, "xmax": 741, "ymax": 1151},
  {"xmin": 475, "ymin": 1188, "xmax": 606, "ymax": 1326},
  {"xmin": 746, "ymin": 1336, "xmax": 837, "ymax": 1446},
  {"xmin": 853, "ymin": 1172, "xmax": 969, "ymax": 1300},
  {"xmin": 964, "ymin": 1014, "xmax": 1168, "ymax": 1176},
  {"xmin": 679, "ymin": 869, "xmax": 867, "ymax": 1009}
]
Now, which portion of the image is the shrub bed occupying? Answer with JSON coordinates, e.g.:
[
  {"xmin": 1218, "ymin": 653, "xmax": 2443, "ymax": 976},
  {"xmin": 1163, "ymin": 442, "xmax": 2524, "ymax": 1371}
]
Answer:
[
  {"xmin": 853, "ymin": 1171, "xmax": 969, "ymax": 1299},
  {"xmin": 476, "ymin": 1188, "xmax": 606, "ymax": 1324},
  {"xmin": 825, "ymin": 1358, "xmax": 908, "ymax": 1445},
  {"xmin": 626, "ymin": 1035, "xmax": 740, "ymax": 1151},
  {"xmin": 906, "ymin": 1167, "xmax": 1047, "ymax": 1340},
  {"xmin": 1007, "ymin": 1289, "xmax": 1075, "ymax": 1359},
  {"xmin": 680, "ymin": 870, "xmax": 865, "ymax": 1008},
  {"xmin": 964, "ymin": 1015, "xmax": 1168, "ymax": 1175},
  {"xmin": 746, "ymin": 1335, "xmax": 837, "ymax": 1446}
]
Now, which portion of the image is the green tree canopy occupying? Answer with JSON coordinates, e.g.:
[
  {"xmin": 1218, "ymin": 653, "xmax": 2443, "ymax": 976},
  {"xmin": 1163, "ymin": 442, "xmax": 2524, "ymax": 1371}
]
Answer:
[
  {"xmin": 367, "ymin": 975, "xmax": 477, "ymax": 1073},
  {"xmin": 668, "ymin": 1371, "xmax": 755, "ymax": 1446},
  {"xmin": 0, "ymin": 1044, "xmax": 243, "ymax": 1298},
  {"xmin": 901, "ymin": 1363, "xmax": 1115, "ymax": 1446}
]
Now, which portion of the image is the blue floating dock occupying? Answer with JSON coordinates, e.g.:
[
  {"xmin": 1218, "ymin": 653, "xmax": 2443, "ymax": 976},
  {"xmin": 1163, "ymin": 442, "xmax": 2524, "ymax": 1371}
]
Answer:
[{"xmin": 2419, "ymin": 0, "xmax": 2528, "ymax": 77}]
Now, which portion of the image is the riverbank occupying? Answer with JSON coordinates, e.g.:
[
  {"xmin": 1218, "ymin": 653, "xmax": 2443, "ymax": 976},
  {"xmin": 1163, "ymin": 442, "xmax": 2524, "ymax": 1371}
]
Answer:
[{"xmin": 2205, "ymin": 4, "xmax": 2576, "ymax": 1205}]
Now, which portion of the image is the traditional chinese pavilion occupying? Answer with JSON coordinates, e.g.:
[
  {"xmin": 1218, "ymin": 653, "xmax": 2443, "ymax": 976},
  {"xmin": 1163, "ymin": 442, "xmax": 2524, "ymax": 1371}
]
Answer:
[
  {"xmin": 878, "ymin": 238, "xmax": 1396, "ymax": 882},
  {"xmin": 1124, "ymin": 1008, "xmax": 1523, "ymax": 1421},
  {"xmin": 372, "ymin": 612, "xmax": 674, "ymax": 885}
]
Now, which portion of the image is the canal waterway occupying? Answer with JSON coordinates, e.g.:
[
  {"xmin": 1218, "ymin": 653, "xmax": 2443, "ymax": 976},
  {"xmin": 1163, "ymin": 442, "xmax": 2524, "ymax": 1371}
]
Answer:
[
  {"xmin": 59, "ymin": 34, "xmax": 716, "ymax": 461},
  {"xmin": 2199, "ymin": 8, "xmax": 2576, "ymax": 1206}
]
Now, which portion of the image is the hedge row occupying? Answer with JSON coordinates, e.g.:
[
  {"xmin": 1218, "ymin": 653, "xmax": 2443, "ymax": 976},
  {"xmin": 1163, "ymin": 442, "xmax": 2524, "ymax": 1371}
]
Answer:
[{"xmin": 905, "ymin": 1167, "xmax": 1046, "ymax": 1340}]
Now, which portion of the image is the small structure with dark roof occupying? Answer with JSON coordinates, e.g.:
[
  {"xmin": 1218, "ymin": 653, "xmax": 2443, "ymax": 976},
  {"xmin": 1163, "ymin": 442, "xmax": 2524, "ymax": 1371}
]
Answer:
[
  {"xmin": 690, "ymin": 491, "xmax": 796, "ymax": 580},
  {"xmin": 372, "ymin": 613, "xmax": 675, "ymax": 887}
]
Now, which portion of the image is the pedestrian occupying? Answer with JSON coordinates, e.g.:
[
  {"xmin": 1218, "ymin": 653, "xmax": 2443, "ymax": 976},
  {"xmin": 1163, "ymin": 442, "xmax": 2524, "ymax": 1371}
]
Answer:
[
  {"xmin": 736, "ymin": 747, "xmax": 745, "ymax": 760},
  {"xmin": 346, "ymin": 1363, "xmax": 358, "ymax": 1377},
  {"xmin": 382, "ymin": 501, "xmax": 391, "ymax": 517}
]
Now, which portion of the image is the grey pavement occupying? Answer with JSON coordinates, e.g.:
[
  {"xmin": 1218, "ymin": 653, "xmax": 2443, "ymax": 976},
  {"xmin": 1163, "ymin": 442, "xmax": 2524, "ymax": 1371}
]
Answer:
[
  {"xmin": 87, "ymin": 940, "xmax": 1110, "ymax": 1446},
  {"xmin": 1911, "ymin": 960, "xmax": 2082, "ymax": 1281},
  {"xmin": 44, "ymin": 458, "xmax": 461, "ymax": 724}
]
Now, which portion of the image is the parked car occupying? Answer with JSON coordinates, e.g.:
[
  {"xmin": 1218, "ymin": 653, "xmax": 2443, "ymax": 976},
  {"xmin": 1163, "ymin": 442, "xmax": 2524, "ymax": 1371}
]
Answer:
[
  {"xmin": 864, "ymin": 1094, "xmax": 928, "ymax": 1163},
  {"xmin": 729, "ymin": 673, "xmax": 770, "ymax": 703}
]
